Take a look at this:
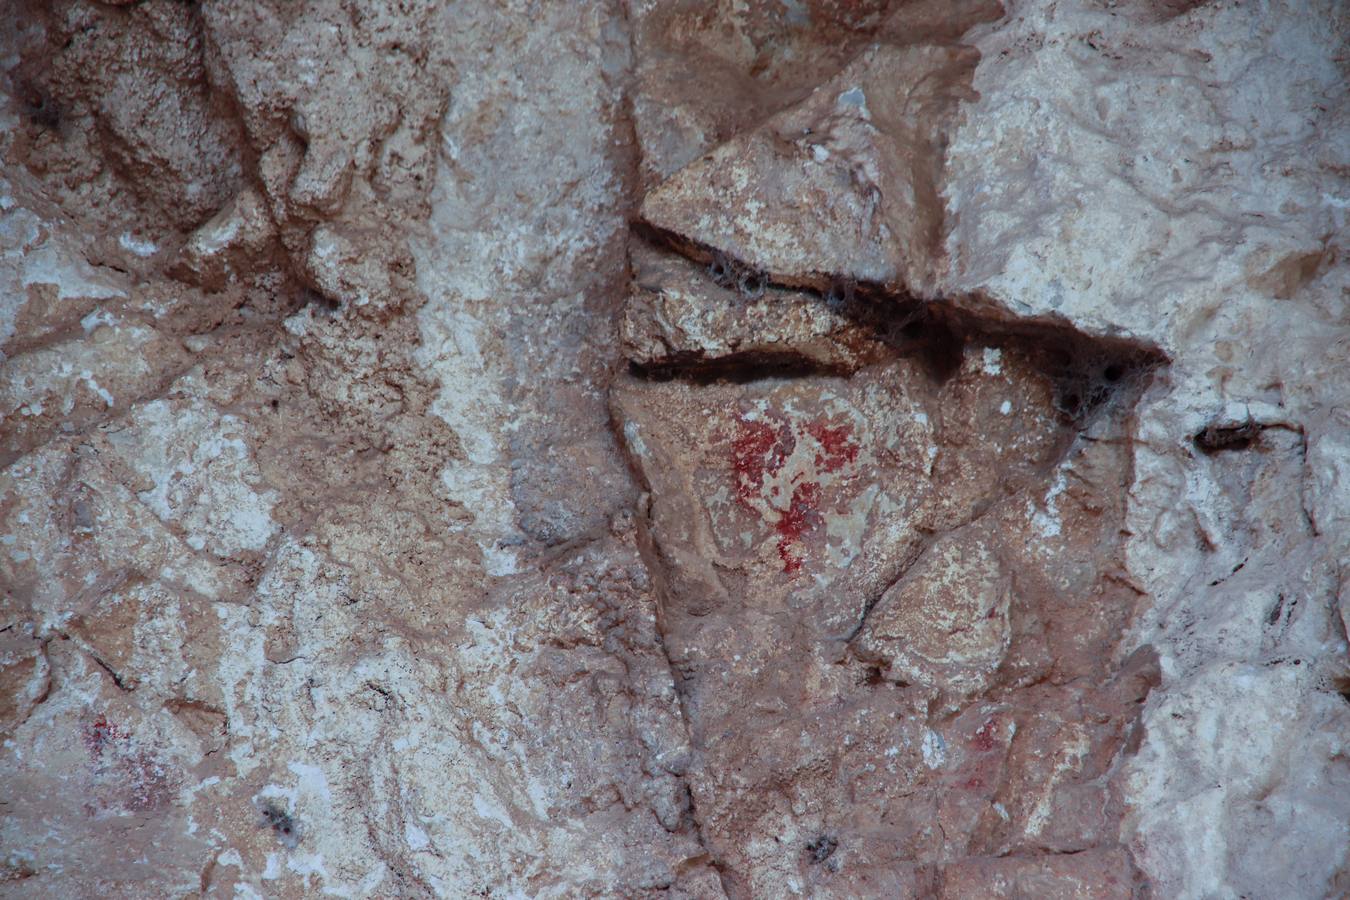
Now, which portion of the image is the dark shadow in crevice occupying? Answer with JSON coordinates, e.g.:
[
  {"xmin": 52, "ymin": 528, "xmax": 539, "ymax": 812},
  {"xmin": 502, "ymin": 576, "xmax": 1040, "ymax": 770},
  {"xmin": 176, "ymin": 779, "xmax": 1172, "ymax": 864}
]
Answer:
[
  {"xmin": 628, "ymin": 225, "xmax": 1168, "ymax": 429},
  {"xmin": 628, "ymin": 353, "xmax": 855, "ymax": 385}
]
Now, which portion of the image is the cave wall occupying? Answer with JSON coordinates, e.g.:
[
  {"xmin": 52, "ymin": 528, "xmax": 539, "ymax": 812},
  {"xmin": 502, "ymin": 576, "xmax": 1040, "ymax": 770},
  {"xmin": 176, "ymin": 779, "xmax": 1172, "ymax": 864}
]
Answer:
[{"xmin": 0, "ymin": 1, "xmax": 1347, "ymax": 897}]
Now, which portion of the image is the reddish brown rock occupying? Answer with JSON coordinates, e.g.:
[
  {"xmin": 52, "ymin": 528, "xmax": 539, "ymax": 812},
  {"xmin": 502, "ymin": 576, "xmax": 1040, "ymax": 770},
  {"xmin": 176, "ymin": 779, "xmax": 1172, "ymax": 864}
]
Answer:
[
  {"xmin": 612, "ymin": 240, "xmax": 1158, "ymax": 893},
  {"xmin": 1, "ymin": 0, "xmax": 1345, "ymax": 896}
]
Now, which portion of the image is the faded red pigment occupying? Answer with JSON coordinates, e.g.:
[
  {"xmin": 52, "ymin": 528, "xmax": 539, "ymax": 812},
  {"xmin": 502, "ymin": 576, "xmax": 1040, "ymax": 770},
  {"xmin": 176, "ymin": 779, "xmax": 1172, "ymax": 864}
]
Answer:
[
  {"xmin": 731, "ymin": 414, "xmax": 859, "ymax": 574},
  {"xmin": 83, "ymin": 715, "xmax": 128, "ymax": 760},
  {"xmin": 776, "ymin": 481, "xmax": 823, "ymax": 573},
  {"xmin": 972, "ymin": 718, "xmax": 1001, "ymax": 753}
]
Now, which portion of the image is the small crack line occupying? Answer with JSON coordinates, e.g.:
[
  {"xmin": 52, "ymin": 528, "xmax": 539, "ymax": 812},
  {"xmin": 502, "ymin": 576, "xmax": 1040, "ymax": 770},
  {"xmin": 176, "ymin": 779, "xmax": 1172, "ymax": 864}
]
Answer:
[
  {"xmin": 844, "ymin": 428, "xmax": 1088, "ymax": 651},
  {"xmin": 88, "ymin": 650, "xmax": 133, "ymax": 692}
]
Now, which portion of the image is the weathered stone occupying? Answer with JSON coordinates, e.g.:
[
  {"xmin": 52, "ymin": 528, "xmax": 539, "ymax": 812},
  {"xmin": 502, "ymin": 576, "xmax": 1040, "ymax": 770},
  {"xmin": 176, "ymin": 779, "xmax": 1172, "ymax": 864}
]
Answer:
[
  {"xmin": 640, "ymin": 41, "xmax": 980, "ymax": 297},
  {"xmin": 855, "ymin": 521, "xmax": 1012, "ymax": 696},
  {"xmin": 0, "ymin": 624, "xmax": 49, "ymax": 733},
  {"xmin": 1, "ymin": 0, "xmax": 1346, "ymax": 896},
  {"xmin": 622, "ymin": 242, "xmax": 886, "ymax": 373},
  {"xmin": 171, "ymin": 187, "xmax": 278, "ymax": 290}
]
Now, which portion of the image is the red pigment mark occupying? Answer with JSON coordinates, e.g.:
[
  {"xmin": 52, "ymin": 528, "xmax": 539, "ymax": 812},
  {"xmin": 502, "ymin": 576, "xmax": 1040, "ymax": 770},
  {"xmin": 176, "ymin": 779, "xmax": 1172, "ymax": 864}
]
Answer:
[
  {"xmin": 806, "ymin": 421, "xmax": 859, "ymax": 473},
  {"xmin": 730, "ymin": 414, "xmax": 860, "ymax": 575},
  {"xmin": 960, "ymin": 776, "xmax": 984, "ymax": 790},
  {"xmin": 83, "ymin": 715, "xmax": 128, "ymax": 760},
  {"xmin": 731, "ymin": 418, "xmax": 793, "ymax": 505},
  {"xmin": 775, "ymin": 481, "xmax": 822, "ymax": 574},
  {"xmin": 971, "ymin": 718, "xmax": 1000, "ymax": 753},
  {"xmin": 80, "ymin": 716, "xmax": 174, "ymax": 814}
]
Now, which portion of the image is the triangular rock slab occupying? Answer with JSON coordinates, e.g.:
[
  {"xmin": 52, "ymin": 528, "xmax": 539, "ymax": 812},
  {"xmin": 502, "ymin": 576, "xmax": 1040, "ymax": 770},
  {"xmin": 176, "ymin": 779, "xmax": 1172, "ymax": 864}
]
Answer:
[{"xmin": 640, "ymin": 42, "xmax": 980, "ymax": 297}]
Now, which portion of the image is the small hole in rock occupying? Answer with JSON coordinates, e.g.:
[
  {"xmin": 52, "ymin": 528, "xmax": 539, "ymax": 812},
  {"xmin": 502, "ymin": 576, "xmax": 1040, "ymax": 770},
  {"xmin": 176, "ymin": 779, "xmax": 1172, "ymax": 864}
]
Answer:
[
  {"xmin": 1327, "ymin": 676, "xmax": 1350, "ymax": 706},
  {"xmin": 259, "ymin": 800, "xmax": 302, "ymax": 849},
  {"xmin": 1194, "ymin": 418, "xmax": 1261, "ymax": 454},
  {"xmin": 805, "ymin": 834, "xmax": 837, "ymax": 865}
]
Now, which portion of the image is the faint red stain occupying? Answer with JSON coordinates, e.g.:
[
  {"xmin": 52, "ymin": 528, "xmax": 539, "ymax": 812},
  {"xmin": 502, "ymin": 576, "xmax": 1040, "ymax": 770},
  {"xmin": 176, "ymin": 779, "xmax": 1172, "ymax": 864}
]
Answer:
[
  {"xmin": 118, "ymin": 753, "xmax": 173, "ymax": 811},
  {"xmin": 83, "ymin": 715, "xmax": 128, "ymax": 760},
  {"xmin": 971, "ymin": 718, "xmax": 1000, "ymax": 753},
  {"xmin": 806, "ymin": 422, "xmax": 859, "ymax": 473},
  {"xmin": 81, "ymin": 715, "xmax": 173, "ymax": 814}
]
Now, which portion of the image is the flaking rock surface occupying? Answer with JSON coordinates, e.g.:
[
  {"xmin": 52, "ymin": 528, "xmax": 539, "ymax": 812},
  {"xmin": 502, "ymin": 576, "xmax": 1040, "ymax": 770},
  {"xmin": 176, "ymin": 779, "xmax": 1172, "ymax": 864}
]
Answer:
[{"xmin": 1, "ymin": 1, "xmax": 1346, "ymax": 898}]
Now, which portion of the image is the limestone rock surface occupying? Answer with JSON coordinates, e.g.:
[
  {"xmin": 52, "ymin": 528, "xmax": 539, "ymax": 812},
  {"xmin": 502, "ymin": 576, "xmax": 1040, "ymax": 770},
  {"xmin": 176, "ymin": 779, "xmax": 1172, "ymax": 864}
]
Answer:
[{"xmin": 1, "ymin": 1, "xmax": 1346, "ymax": 898}]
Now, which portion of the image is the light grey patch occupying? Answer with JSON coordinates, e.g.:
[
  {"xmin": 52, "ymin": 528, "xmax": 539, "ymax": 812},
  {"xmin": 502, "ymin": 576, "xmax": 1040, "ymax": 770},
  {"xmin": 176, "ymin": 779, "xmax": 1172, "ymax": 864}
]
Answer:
[
  {"xmin": 838, "ymin": 87, "xmax": 866, "ymax": 107},
  {"xmin": 780, "ymin": 0, "xmax": 811, "ymax": 27}
]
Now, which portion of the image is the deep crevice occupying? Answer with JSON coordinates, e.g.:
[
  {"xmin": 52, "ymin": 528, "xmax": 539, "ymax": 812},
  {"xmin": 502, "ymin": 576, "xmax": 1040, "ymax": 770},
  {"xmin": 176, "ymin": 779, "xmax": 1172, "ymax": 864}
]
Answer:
[
  {"xmin": 628, "ymin": 352, "xmax": 856, "ymax": 384},
  {"xmin": 612, "ymin": 430, "xmax": 739, "ymax": 900},
  {"xmin": 86, "ymin": 650, "xmax": 133, "ymax": 692},
  {"xmin": 628, "ymin": 226, "xmax": 1167, "ymax": 429}
]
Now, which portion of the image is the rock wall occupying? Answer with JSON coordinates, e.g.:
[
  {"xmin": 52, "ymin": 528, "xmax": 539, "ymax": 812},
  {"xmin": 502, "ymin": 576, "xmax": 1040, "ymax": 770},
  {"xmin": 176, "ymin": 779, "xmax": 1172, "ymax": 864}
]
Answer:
[{"xmin": 0, "ymin": 0, "xmax": 1346, "ymax": 897}]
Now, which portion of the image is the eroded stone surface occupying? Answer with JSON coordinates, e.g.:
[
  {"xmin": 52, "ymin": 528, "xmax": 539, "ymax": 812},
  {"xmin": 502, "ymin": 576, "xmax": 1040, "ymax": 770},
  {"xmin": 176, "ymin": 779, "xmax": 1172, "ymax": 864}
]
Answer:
[
  {"xmin": 1, "ymin": 0, "xmax": 1347, "ymax": 897},
  {"xmin": 2, "ymin": 1, "xmax": 714, "ymax": 895},
  {"xmin": 856, "ymin": 522, "xmax": 1012, "ymax": 697},
  {"xmin": 611, "ymin": 249, "xmax": 1159, "ymax": 892},
  {"xmin": 622, "ymin": 242, "xmax": 887, "ymax": 374},
  {"xmin": 640, "ymin": 40, "xmax": 980, "ymax": 297}
]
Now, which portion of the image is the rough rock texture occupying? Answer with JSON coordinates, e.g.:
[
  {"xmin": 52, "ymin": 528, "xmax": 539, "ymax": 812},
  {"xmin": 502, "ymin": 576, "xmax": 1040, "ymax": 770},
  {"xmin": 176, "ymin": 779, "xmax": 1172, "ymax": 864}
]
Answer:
[{"xmin": 1, "ymin": 0, "xmax": 1347, "ymax": 898}]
